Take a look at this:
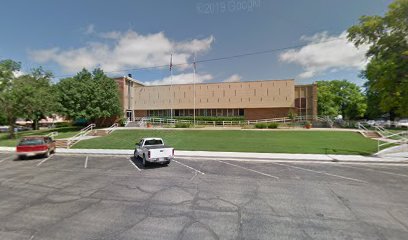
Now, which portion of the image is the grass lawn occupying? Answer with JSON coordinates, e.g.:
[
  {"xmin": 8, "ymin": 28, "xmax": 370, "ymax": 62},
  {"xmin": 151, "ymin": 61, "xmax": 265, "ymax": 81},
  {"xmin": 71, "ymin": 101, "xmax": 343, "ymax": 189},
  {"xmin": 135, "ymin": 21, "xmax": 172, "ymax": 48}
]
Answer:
[
  {"xmin": 74, "ymin": 129, "xmax": 379, "ymax": 155},
  {"xmin": 0, "ymin": 127, "xmax": 81, "ymax": 147}
]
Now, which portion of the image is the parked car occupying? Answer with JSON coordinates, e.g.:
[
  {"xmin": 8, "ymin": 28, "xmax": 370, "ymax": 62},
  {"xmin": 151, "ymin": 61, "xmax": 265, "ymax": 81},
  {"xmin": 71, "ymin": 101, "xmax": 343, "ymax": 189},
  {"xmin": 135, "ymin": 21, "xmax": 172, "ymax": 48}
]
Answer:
[
  {"xmin": 0, "ymin": 125, "xmax": 32, "ymax": 133},
  {"xmin": 16, "ymin": 136, "xmax": 56, "ymax": 160},
  {"xmin": 395, "ymin": 119, "xmax": 408, "ymax": 128},
  {"xmin": 366, "ymin": 120, "xmax": 376, "ymax": 126},
  {"xmin": 375, "ymin": 119, "xmax": 386, "ymax": 126},
  {"xmin": 0, "ymin": 126, "xmax": 8, "ymax": 133},
  {"xmin": 134, "ymin": 137, "xmax": 174, "ymax": 167}
]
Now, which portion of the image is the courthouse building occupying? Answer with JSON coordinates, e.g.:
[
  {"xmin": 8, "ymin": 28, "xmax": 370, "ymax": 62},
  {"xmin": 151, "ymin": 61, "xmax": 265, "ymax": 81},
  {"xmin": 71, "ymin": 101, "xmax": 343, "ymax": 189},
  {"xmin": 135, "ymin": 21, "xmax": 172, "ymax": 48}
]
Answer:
[{"xmin": 114, "ymin": 75, "xmax": 317, "ymax": 121}]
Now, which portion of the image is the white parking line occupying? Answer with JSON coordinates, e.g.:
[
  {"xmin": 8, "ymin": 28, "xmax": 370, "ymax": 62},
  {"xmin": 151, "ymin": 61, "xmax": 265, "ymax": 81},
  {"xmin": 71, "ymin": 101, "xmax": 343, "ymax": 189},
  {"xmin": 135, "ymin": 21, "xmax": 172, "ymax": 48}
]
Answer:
[
  {"xmin": 37, "ymin": 155, "xmax": 54, "ymax": 167},
  {"xmin": 128, "ymin": 158, "xmax": 141, "ymax": 171},
  {"xmin": 219, "ymin": 160, "xmax": 279, "ymax": 179},
  {"xmin": 176, "ymin": 156, "xmax": 408, "ymax": 167},
  {"xmin": 339, "ymin": 165, "xmax": 408, "ymax": 179},
  {"xmin": 0, "ymin": 155, "xmax": 14, "ymax": 163},
  {"xmin": 270, "ymin": 162, "xmax": 367, "ymax": 183},
  {"xmin": 84, "ymin": 156, "xmax": 89, "ymax": 168},
  {"xmin": 173, "ymin": 159, "xmax": 205, "ymax": 175}
]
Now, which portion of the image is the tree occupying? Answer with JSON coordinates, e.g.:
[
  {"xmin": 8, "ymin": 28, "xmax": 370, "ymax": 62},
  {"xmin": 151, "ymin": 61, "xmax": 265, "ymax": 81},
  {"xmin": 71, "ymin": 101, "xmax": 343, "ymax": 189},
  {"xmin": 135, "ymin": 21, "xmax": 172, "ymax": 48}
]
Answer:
[
  {"xmin": 0, "ymin": 60, "xmax": 57, "ymax": 138},
  {"xmin": 12, "ymin": 68, "xmax": 57, "ymax": 130},
  {"xmin": 55, "ymin": 68, "xmax": 121, "ymax": 123},
  {"xmin": 347, "ymin": 0, "xmax": 408, "ymax": 119},
  {"xmin": 0, "ymin": 59, "xmax": 22, "ymax": 138},
  {"xmin": 317, "ymin": 80, "xmax": 367, "ymax": 120}
]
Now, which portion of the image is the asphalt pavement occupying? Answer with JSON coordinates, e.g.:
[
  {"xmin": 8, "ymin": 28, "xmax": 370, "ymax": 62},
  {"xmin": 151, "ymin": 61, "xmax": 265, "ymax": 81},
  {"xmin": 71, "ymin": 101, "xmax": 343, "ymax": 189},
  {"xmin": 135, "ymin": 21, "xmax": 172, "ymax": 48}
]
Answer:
[{"xmin": 0, "ymin": 152, "xmax": 407, "ymax": 239}]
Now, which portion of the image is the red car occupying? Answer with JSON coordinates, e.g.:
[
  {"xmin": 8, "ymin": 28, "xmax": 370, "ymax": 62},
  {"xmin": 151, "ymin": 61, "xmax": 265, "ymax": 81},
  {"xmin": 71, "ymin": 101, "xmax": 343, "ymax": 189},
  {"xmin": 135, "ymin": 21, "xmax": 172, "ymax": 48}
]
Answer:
[{"xmin": 16, "ymin": 136, "xmax": 56, "ymax": 160}]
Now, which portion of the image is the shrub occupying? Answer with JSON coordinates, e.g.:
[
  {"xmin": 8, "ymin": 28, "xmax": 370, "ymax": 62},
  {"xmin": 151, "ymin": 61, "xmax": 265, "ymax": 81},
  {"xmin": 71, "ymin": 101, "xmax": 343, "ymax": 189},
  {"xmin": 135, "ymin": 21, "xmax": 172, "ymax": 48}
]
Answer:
[
  {"xmin": 255, "ymin": 123, "xmax": 267, "ymax": 129},
  {"xmin": 241, "ymin": 124, "xmax": 254, "ymax": 129},
  {"xmin": 118, "ymin": 117, "xmax": 127, "ymax": 127},
  {"xmin": 55, "ymin": 121, "xmax": 73, "ymax": 128},
  {"xmin": 267, "ymin": 122, "xmax": 279, "ymax": 129},
  {"xmin": 304, "ymin": 121, "xmax": 312, "ymax": 128},
  {"xmin": 161, "ymin": 116, "xmax": 245, "ymax": 122},
  {"xmin": 175, "ymin": 122, "xmax": 191, "ymax": 128}
]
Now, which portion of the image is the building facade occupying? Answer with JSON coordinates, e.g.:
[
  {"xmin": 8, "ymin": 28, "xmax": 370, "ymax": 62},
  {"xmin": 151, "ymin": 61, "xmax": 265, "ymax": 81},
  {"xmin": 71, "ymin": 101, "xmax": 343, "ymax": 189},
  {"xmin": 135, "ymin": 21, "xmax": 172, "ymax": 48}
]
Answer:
[{"xmin": 114, "ymin": 75, "xmax": 317, "ymax": 121}]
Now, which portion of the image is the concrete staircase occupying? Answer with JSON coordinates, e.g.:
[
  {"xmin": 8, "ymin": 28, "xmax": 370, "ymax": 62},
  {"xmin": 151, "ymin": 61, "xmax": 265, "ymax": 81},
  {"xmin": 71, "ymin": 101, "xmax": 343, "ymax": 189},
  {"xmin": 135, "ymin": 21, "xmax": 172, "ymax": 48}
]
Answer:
[
  {"xmin": 90, "ymin": 129, "xmax": 109, "ymax": 137},
  {"xmin": 363, "ymin": 131, "xmax": 382, "ymax": 139},
  {"xmin": 55, "ymin": 139, "xmax": 69, "ymax": 148},
  {"xmin": 125, "ymin": 121, "xmax": 140, "ymax": 127}
]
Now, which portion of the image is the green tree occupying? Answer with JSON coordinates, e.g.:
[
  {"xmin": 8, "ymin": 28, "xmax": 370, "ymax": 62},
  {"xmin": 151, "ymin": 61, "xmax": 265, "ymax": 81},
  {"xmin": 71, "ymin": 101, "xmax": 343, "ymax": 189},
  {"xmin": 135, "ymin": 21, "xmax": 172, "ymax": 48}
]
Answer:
[
  {"xmin": 0, "ymin": 60, "xmax": 57, "ymax": 137},
  {"xmin": 317, "ymin": 80, "xmax": 367, "ymax": 120},
  {"xmin": 12, "ymin": 68, "xmax": 57, "ymax": 130},
  {"xmin": 0, "ymin": 59, "xmax": 22, "ymax": 138},
  {"xmin": 347, "ymin": 0, "xmax": 408, "ymax": 118},
  {"xmin": 55, "ymin": 68, "xmax": 121, "ymax": 123}
]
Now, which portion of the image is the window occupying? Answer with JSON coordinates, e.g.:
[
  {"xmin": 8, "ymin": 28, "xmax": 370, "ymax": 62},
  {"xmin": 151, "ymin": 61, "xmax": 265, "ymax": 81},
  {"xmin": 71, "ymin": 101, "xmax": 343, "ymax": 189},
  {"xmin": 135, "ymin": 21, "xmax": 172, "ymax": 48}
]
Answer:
[
  {"xmin": 239, "ymin": 109, "xmax": 244, "ymax": 116},
  {"xmin": 144, "ymin": 139, "xmax": 163, "ymax": 145}
]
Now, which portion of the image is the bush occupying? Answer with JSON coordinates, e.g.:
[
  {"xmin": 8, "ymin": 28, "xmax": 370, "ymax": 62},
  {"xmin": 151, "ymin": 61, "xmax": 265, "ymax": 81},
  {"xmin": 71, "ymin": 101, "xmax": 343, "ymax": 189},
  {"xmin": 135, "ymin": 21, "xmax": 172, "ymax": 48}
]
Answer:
[
  {"xmin": 55, "ymin": 121, "xmax": 73, "ymax": 128},
  {"xmin": 118, "ymin": 117, "xmax": 127, "ymax": 127},
  {"xmin": 160, "ymin": 116, "xmax": 245, "ymax": 122},
  {"xmin": 175, "ymin": 122, "xmax": 191, "ymax": 128},
  {"xmin": 267, "ymin": 122, "xmax": 279, "ymax": 129},
  {"xmin": 255, "ymin": 123, "xmax": 267, "ymax": 129}
]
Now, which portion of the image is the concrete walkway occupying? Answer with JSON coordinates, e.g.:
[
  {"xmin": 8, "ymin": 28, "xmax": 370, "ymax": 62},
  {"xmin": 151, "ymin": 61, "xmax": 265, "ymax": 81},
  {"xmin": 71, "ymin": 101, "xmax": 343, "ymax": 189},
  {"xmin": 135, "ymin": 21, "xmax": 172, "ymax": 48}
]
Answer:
[{"xmin": 1, "ymin": 146, "xmax": 406, "ymax": 163}]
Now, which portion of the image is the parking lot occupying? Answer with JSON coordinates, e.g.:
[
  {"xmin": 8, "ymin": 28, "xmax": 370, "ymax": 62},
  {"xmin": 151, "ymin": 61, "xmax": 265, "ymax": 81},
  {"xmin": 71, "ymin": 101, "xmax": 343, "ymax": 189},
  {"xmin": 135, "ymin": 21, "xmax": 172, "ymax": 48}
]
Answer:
[{"xmin": 0, "ymin": 152, "xmax": 408, "ymax": 239}]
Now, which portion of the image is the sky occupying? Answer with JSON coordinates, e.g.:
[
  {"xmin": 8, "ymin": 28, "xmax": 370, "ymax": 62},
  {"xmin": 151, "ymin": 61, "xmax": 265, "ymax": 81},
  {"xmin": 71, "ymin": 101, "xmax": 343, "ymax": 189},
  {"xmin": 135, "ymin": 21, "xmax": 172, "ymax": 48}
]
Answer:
[{"xmin": 0, "ymin": 0, "xmax": 392, "ymax": 86}]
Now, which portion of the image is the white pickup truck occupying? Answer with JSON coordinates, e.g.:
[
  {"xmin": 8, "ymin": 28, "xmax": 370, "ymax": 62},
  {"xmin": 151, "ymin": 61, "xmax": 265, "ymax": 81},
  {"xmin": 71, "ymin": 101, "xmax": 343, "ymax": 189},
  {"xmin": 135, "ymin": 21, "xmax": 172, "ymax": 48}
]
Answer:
[{"xmin": 134, "ymin": 138, "xmax": 174, "ymax": 167}]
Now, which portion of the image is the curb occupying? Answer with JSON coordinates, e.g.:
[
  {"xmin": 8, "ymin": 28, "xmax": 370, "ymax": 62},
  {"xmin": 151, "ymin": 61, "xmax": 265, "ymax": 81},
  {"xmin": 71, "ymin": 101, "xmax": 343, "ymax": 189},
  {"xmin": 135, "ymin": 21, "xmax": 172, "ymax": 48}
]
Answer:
[{"xmin": 1, "ymin": 147, "xmax": 406, "ymax": 164}]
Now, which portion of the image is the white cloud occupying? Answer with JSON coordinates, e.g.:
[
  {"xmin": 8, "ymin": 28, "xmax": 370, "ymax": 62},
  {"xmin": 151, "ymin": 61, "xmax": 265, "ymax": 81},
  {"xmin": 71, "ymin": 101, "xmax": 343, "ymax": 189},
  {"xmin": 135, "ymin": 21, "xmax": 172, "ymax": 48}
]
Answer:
[
  {"xmin": 223, "ymin": 74, "xmax": 241, "ymax": 82},
  {"xmin": 29, "ymin": 30, "xmax": 214, "ymax": 74},
  {"xmin": 144, "ymin": 73, "xmax": 213, "ymax": 86},
  {"xmin": 279, "ymin": 31, "xmax": 369, "ymax": 79}
]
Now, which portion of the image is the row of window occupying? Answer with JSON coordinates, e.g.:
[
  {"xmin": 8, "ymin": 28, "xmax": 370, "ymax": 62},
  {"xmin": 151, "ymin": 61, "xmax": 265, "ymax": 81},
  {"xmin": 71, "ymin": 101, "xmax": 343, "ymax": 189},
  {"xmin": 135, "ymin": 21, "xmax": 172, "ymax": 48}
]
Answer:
[{"xmin": 147, "ymin": 109, "xmax": 245, "ymax": 117}]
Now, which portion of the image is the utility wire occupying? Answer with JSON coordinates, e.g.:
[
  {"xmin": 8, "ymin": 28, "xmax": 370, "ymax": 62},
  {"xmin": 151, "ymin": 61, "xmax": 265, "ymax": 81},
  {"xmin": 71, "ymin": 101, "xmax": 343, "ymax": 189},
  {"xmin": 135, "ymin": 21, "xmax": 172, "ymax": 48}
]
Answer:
[{"xmin": 49, "ymin": 36, "xmax": 346, "ymax": 79}]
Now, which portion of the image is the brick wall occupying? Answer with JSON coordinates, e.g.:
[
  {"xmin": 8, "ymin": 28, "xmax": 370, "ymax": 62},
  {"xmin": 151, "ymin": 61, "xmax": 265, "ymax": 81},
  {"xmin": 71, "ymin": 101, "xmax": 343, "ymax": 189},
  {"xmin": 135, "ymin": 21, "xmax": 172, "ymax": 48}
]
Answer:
[
  {"xmin": 244, "ymin": 108, "xmax": 293, "ymax": 120},
  {"xmin": 134, "ymin": 110, "xmax": 147, "ymax": 118}
]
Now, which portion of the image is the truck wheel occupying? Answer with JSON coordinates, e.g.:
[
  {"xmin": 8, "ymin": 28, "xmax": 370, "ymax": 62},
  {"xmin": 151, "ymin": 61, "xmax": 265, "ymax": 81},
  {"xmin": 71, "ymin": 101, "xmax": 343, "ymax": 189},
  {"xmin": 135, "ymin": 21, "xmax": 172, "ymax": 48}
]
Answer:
[
  {"xmin": 134, "ymin": 150, "xmax": 139, "ymax": 160},
  {"xmin": 142, "ymin": 154, "xmax": 147, "ymax": 167}
]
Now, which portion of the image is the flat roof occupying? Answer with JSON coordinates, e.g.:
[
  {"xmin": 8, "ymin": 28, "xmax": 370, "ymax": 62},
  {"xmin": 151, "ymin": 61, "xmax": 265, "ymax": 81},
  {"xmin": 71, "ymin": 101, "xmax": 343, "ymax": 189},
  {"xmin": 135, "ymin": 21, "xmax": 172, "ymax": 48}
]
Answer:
[
  {"xmin": 139, "ymin": 78, "xmax": 295, "ymax": 88},
  {"xmin": 113, "ymin": 76, "xmax": 145, "ymax": 86}
]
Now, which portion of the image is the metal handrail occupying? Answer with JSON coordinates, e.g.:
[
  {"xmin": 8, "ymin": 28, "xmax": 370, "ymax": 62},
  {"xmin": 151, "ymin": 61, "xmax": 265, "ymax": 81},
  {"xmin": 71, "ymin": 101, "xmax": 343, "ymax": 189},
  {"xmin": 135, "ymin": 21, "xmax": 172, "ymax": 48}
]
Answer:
[
  {"xmin": 106, "ymin": 123, "xmax": 119, "ymax": 134},
  {"xmin": 133, "ymin": 115, "xmax": 326, "ymax": 127},
  {"xmin": 46, "ymin": 131, "xmax": 58, "ymax": 139},
  {"xmin": 66, "ymin": 123, "xmax": 96, "ymax": 148},
  {"xmin": 378, "ymin": 137, "xmax": 408, "ymax": 152}
]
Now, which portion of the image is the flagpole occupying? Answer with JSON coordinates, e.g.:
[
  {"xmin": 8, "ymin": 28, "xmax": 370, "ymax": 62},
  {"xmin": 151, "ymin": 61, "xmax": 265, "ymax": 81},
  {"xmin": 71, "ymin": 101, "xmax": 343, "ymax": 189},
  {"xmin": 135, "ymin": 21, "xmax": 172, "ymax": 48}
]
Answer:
[
  {"xmin": 193, "ymin": 53, "xmax": 196, "ymax": 127},
  {"xmin": 170, "ymin": 54, "xmax": 173, "ymax": 120}
]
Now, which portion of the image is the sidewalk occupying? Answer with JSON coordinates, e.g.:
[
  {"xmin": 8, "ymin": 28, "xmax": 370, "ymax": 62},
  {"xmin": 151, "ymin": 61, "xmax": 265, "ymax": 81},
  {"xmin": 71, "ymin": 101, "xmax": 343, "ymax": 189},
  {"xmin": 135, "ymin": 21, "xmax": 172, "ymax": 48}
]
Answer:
[{"xmin": 1, "ymin": 146, "xmax": 406, "ymax": 163}]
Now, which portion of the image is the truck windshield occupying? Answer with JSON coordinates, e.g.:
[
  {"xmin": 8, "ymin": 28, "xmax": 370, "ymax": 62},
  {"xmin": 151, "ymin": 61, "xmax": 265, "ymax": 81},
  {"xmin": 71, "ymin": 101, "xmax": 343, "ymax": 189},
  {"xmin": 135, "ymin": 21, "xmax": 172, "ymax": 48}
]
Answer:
[
  {"xmin": 144, "ymin": 139, "xmax": 163, "ymax": 145},
  {"xmin": 19, "ymin": 139, "xmax": 45, "ymax": 146}
]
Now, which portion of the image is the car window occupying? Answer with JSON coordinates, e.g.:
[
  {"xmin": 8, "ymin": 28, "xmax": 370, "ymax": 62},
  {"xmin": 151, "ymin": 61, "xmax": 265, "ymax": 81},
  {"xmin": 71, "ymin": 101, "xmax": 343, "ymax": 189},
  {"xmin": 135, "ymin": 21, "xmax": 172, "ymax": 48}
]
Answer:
[
  {"xmin": 144, "ymin": 139, "xmax": 163, "ymax": 145},
  {"xmin": 19, "ymin": 139, "xmax": 45, "ymax": 145}
]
